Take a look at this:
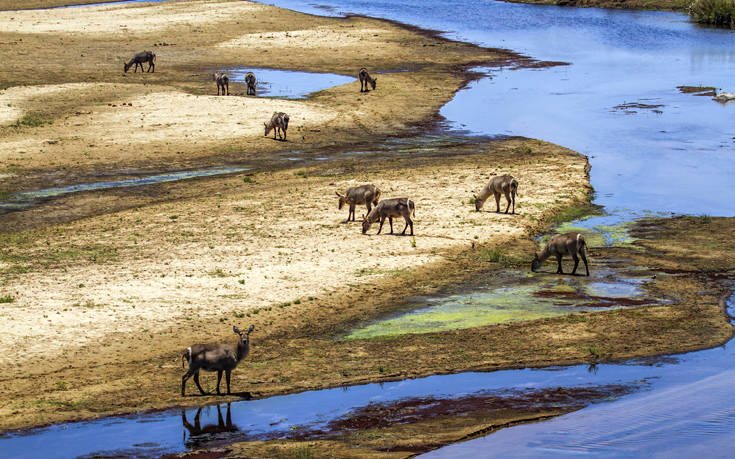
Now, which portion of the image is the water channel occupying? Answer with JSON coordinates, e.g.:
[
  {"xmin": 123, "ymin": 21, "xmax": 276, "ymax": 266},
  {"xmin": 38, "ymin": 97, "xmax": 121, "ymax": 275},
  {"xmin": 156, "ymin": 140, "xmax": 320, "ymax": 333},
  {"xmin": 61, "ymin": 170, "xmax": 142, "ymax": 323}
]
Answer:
[{"xmin": 1, "ymin": 0, "xmax": 734, "ymax": 456}]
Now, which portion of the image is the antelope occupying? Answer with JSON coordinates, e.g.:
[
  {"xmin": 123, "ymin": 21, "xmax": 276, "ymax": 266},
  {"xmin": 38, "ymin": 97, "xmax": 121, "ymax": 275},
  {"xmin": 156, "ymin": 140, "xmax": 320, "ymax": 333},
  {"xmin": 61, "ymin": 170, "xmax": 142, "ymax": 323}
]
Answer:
[
  {"xmin": 245, "ymin": 72, "xmax": 257, "ymax": 96},
  {"xmin": 336, "ymin": 184, "xmax": 381, "ymax": 222},
  {"xmin": 181, "ymin": 325, "xmax": 254, "ymax": 396},
  {"xmin": 123, "ymin": 51, "xmax": 155, "ymax": 73},
  {"xmin": 362, "ymin": 198, "xmax": 415, "ymax": 236},
  {"xmin": 358, "ymin": 68, "xmax": 377, "ymax": 92},
  {"xmin": 531, "ymin": 233, "xmax": 589, "ymax": 276},
  {"xmin": 264, "ymin": 112, "xmax": 289, "ymax": 141},
  {"xmin": 473, "ymin": 174, "xmax": 518, "ymax": 214},
  {"xmin": 213, "ymin": 73, "xmax": 229, "ymax": 96}
]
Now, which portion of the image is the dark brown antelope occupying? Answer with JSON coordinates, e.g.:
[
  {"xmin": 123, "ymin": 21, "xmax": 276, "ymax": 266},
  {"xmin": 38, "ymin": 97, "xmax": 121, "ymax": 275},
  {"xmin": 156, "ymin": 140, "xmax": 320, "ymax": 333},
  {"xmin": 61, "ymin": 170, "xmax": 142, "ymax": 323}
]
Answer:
[
  {"xmin": 213, "ymin": 73, "xmax": 229, "ymax": 96},
  {"xmin": 264, "ymin": 112, "xmax": 289, "ymax": 141},
  {"xmin": 474, "ymin": 174, "xmax": 518, "ymax": 214},
  {"xmin": 181, "ymin": 325, "xmax": 254, "ymax": 396},
  {"xmin": 336, "ymin": 184, "xmax": 381, "ymax": 222},
  {"xmin": 362, "ymin": 198, "xmax": 415, "ymax": 236},
  {"xmin": 531, "ymin": 233, "xmax": 589, "ymax": 276},
  {"xmin": 358, "ymin": 68, "xmax": 377, "ymax": 92},
  {"xmin": 245, "ymin": 72, "xmax": 257, "ymax": 96},
  {"xmin": 123, "ymin": 51, "xmax": 155, "ymax": 73}
]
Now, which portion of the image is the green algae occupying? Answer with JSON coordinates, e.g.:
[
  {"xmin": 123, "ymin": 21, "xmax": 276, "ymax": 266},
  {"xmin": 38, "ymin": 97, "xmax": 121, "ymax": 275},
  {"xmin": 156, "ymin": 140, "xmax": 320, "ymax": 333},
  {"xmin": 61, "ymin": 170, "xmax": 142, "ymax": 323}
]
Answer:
[
  {"xmin": 345, "ymin": 267, "xmax": 655, "ymax": 340},
  {"xmin": 345, "ymin": 286, "xmax": 565, "ymax": 340}
]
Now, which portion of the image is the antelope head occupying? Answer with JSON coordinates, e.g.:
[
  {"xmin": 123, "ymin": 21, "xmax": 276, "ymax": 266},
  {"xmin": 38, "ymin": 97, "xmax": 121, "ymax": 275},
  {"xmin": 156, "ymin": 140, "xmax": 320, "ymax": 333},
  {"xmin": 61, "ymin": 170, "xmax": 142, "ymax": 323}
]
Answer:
[
  {"xmin": 473, "ymin": 194, "xmax": 484, "ymax": 212},
  {"xmin": 361, "ymin": 214, "xmax": 371, "ymax": 234},
  {"xmin": 531, "ymin": 252, "xmax": 541, "ymax": 272},
  {"xmin": 336, "ymin": 191, "xmax": 347, "ymax": 210}
]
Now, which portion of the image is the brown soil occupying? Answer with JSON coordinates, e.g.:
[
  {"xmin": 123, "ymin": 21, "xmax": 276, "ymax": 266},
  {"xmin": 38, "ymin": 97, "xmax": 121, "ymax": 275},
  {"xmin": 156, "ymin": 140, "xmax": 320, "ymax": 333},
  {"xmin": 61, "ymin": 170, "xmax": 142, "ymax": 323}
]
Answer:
[
  {"xmin": 0, "ymin": 0, "xmax": 512, "ymax": 193},
  {"xmin": 0, "ymin": 2, "xmax": 731, "ymax": 453},
  {"xmin": 194, "ymin": 217, "xmax": 735, "ymax": 458}
]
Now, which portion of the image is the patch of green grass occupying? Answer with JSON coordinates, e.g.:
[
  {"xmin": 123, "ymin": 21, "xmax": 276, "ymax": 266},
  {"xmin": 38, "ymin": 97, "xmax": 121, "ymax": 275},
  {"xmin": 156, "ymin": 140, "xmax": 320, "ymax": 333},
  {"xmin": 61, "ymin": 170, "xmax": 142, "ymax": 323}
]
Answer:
[
  {"xmin": 12, "ymin": 112, "xmax": 51, "ymax": 129},
  {"xmin": 242, "ymin": 176, "xmax": 254, "ymax": 183},
  {"xmin": 208, "ymin": 268, "xmax": 227, "ymax": 277},
  {"xmin": 0, "ymin": 295, "xmax": 15, "ymax": 303},
  {"xmin": 588, "ymin": 346, "xmax": 600, "ymax": 358},
  {"xmin": 689, "ymin": 0, "xmax": 735, "ymax": 28},
  {"xmin": 294, "ymin": 170, "xmax": 308, "ymax": 178},
  {"xmin": 699, "ymin": 214, "xmax": 712, "ymax": 223}
]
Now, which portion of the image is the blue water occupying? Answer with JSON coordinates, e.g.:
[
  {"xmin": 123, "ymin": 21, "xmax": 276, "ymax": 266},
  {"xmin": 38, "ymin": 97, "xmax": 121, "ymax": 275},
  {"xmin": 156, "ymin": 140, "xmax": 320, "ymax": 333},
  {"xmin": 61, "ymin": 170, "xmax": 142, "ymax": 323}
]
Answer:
[
  {"xmin": 227, "ymin": 67, "xmax": 355, "ymax": 98},
  {"xmin": 268, "ymin": 0, "xmax": 735, "ymax": 224},
  {"xmin": 0, "ymin": 167, "xmax": 247, "ymax": 214},
  {"xmin": 2, "ymin": 1, "xmax": 734, "ymax": 456},
  {"xmin": 1, "ymin": 293, "xmax": 732, "ymax": 458}
]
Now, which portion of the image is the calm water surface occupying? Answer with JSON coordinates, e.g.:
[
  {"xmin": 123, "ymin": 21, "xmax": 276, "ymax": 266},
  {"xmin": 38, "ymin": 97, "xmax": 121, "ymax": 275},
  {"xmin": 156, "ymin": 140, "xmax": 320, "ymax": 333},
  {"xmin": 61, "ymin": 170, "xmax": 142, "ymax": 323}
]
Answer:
[{"xmin": 2, "ymin": 1, "xmax": 734, "ymax": 457}]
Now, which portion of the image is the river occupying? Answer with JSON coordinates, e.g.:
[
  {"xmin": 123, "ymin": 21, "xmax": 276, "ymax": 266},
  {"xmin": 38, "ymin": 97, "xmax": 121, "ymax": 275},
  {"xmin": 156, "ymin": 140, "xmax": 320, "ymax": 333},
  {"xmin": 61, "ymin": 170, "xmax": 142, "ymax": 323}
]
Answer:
[{"xmin": 1, "ymin": 0, "xmax": 734, "ymax": 456}]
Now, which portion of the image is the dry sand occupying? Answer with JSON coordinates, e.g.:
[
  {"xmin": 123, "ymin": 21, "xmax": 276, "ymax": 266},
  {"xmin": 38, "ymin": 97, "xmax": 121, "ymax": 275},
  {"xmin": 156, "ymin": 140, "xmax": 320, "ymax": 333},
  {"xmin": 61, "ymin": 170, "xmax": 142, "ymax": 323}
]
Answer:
[{"xmin": 0, "ymin": 139, "xmax": 590, "ymax": 369}]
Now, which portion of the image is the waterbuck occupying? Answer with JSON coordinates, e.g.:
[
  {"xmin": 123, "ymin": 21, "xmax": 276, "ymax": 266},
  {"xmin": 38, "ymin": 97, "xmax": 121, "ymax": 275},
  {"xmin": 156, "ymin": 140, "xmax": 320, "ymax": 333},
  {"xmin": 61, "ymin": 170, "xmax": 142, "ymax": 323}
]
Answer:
[
  {"xmin": 181, "ymin": 325, "xmax": 254, "ymax": 396},
  {"xmin": 245, "ymin": 72, "xmax": 257, "ymax": 96},
  {"xmin": 264, "ymin": 112, "xmax": 289, "ymax": 141},
  {"xmin": 123, "ymin": 51, "xmax": 155, "ymax": 73},
  {"xmin": 473, "ymin": 174, "xmax": 518, "ymax": 214},
  {"xmin": 531, "ymin": 233, "xmax": 589, "ymax": 276},
  {"xmin": 336, "ymin": 184, "xmax": 381, "ymax": 222},
  {"xmin": 358, "ymin": 68, "xmax": 377, "ymax": 92},
  {"xmin": 213, "ymin": 73, "xmax": 229, "ymax": 96},
  {"xmin": 362, "ymin": 197, "xmax": 415, "ymax": 236}
]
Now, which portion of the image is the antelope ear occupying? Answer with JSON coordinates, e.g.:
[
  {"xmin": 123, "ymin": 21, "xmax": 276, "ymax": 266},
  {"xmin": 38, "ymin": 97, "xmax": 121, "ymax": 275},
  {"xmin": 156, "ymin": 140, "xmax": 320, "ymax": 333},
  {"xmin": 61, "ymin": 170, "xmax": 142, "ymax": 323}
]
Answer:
[
  {"xmin": 233, "ymin": 325, "xmax": 241, "ymax": 335},
  {"xmin": 473, "ymin": 194, "xmax": 478, "ymax": 199},
  {"xmin": 247, "ymin": 324, "xmax": 255, "ymax": 334},
  {"xmin": 336, "ymin": 191, "xmax": 342, "ymax": 197}
]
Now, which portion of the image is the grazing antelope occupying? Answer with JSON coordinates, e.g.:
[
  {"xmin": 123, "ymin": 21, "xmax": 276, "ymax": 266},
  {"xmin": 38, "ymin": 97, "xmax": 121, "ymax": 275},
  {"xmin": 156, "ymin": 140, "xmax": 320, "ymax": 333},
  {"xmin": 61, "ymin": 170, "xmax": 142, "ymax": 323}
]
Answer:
[
  {"xmin": 264, "ymin": 112, "xmax": 289, "ymax": 141},
  {"xmin": 124, "ymin": 51, "xmax": 155, "ymax": 73},
  {"xmin": 245, "ymin": 72, "xmax": 257, "ymax": 96},
  {"xmin": 474, "ymin": 174, "xmax": 518, "ymax": 214},
  {"xmin": 362, "ymin": 197, "xmax": 415, "ymax": 236},
  {"xmin": 336, "ymin": 184, "xmax": 381, "ymax": 222},
  {"xmin": 531, "ymin": 233, "xmax": 589, "ymax": 276},
  {"xmin": 358, "ymin": 68, "xmax": 377, "ymax": 92},
  {"xmin": 181, "ymin": 325, "xmax": 254, "ymax": 396},
  {"xmin": 213, "ymin": 73, "xmax": 229, "ymax": 96}
]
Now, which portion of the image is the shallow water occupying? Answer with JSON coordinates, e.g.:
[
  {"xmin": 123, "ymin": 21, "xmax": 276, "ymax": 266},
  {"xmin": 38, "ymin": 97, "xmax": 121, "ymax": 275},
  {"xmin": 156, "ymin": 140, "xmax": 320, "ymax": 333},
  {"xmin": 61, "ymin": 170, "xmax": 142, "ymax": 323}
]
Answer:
[
  {"xmin": 0, "ymin": 167, "xmax": 247, "ymax": 215},
  {"xmin": 268, "ymin": 0, "xmax": 735, "ymax": 229},
  {"xmin": 227, "ymin": 67, "xmax": 355, "ymax": 99},
  {"xmin": 2, "ymin": 292, "xmax": 731, "ymax": 458},
  {"xmin": 420, "ymin": 293, "xmax": 735, "ymax": 458},
  {"xmin": 346, "ymin": 267, "xmax": 654, "ymax": 339}
]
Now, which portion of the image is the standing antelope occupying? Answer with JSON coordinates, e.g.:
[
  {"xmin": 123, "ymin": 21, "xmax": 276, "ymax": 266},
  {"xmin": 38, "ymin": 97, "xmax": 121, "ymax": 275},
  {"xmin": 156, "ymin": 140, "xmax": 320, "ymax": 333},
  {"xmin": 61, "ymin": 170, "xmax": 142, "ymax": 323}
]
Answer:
[
  {"xmin": 245, "ymin": 72, "xmax": 257, "ymax": 96},
  {"xmin": 264, "ymin": 112, "xmax": 289, "ymax": 141},
  {"xmin": 213, "ymin": 73, "xmax": 229, "ymax": 96},
  {"xmin": 362, "ymin": 198, "xmax": 415, "ymax": 236},
  {"xmin": 473, "ymin": 174, "xmax": 518, "ymax": 214},
  {"xmin": 123, "ymin": 51, "xmax": 155, "ymax": 73},
  {"xmin": 181, "ymin": 325, "xmax": 254, "ymax": 396},
  {"xmin": 358, "ymin": 68, "xmax": 377, "ymax": 92},
  {"xmin": 336, "ymin": 184, "xmax": 381, "ymax": 222},
  {"xmin": 531, "ymin": 233, "xmax": 589, "ymax": 276}
]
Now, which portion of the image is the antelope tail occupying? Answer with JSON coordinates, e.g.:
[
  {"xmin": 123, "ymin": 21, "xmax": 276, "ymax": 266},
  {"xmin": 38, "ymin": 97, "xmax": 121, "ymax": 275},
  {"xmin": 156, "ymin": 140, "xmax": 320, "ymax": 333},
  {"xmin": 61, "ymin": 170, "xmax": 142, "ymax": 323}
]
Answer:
[
  {"xmin": 182, "ymin": 348, "xmax": 190, "ymax": 368},
  {"xmin": 409, "ymin": 199, "xmax": 416, "ymax": 217}
]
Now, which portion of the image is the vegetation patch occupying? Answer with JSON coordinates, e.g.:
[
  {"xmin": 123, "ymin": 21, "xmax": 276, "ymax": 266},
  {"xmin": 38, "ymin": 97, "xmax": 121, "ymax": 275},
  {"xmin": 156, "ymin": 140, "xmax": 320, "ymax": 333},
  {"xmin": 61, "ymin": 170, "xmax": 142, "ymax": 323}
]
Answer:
[{"xmin": 689, "ymin": 0, "xmax": 735, "ymax": 28}]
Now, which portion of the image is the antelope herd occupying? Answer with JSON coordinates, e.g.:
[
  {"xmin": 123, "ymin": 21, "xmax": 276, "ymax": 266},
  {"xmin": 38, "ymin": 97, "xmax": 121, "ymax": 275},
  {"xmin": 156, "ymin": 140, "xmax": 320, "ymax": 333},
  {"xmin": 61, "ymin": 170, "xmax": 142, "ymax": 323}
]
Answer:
[{"xmin": 121, "ymin": 53, "xmax": 591, "ymax": 394}]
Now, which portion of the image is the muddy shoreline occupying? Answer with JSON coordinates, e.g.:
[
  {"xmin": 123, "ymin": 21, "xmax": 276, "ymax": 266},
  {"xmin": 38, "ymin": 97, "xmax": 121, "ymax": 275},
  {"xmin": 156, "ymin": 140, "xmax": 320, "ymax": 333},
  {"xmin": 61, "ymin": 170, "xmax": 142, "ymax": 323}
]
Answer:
[{"xmin": 0, "ymin": 0, "xmax": 732, "ymax": 453}]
